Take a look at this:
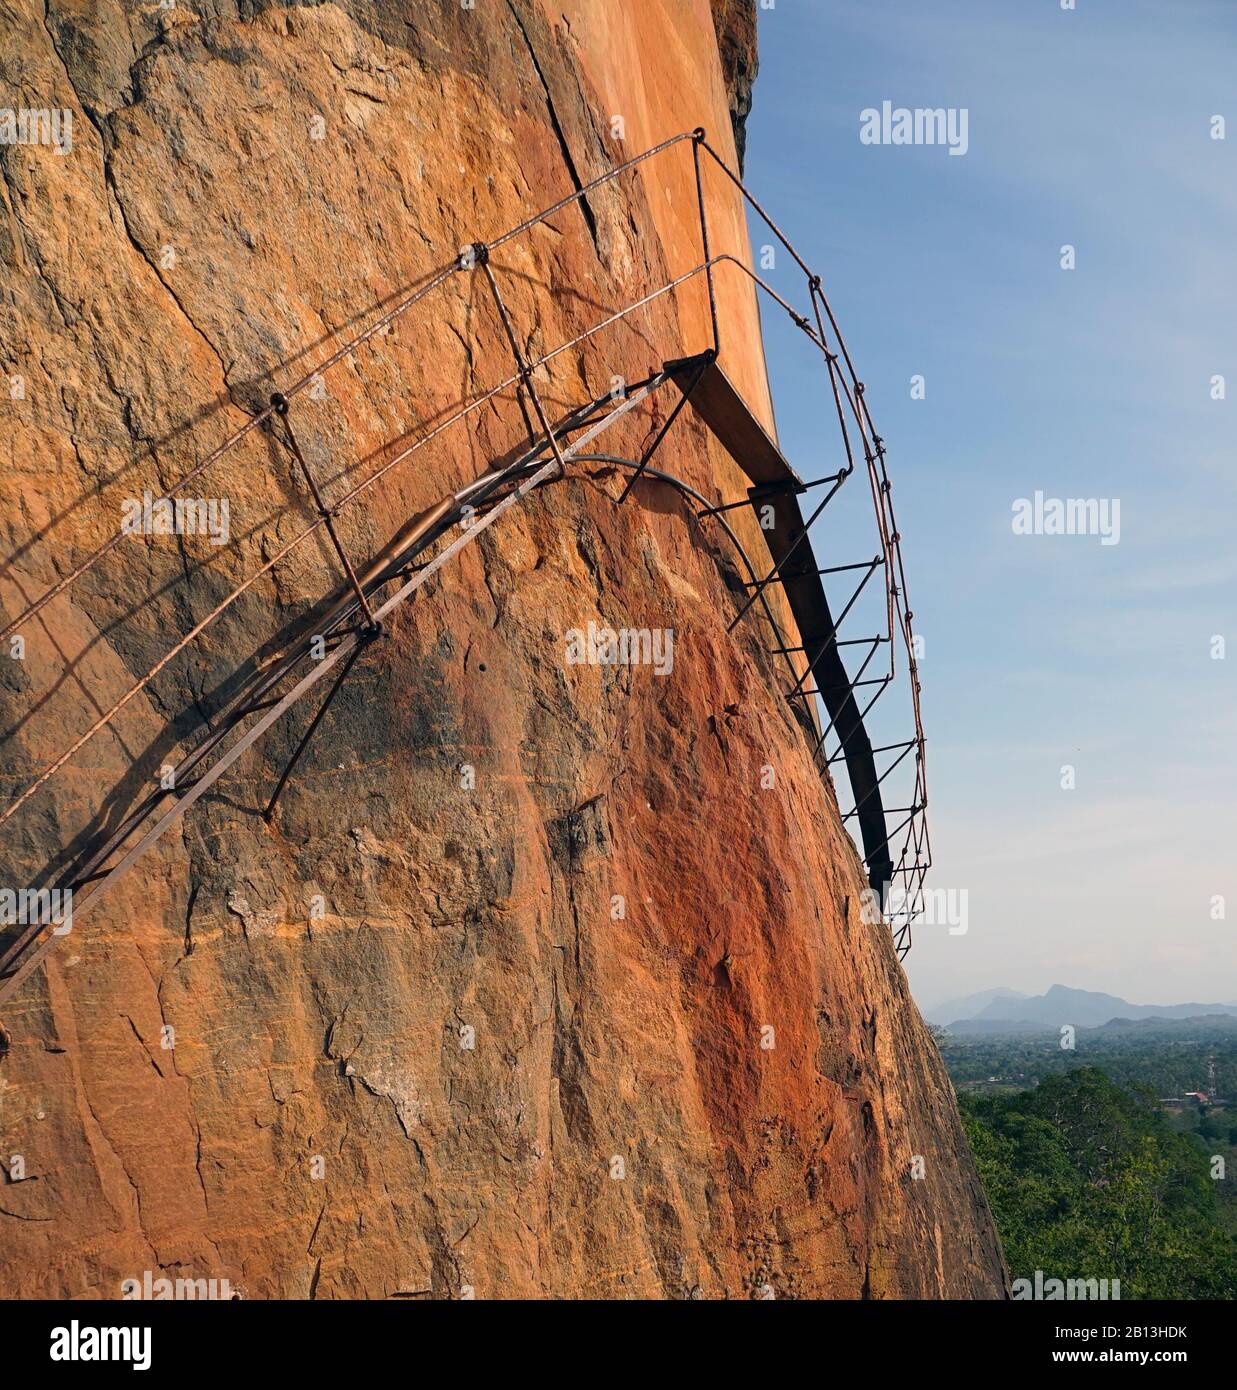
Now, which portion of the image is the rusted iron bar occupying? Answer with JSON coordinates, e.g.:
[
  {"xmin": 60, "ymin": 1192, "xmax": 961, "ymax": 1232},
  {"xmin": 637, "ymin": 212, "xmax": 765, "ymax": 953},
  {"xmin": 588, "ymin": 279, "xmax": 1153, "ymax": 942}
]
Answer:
[
  {"xmin": 271, "ymin": 394, "xmax": 378, "ymax": 630},
  {"xmin": 782, "ymin": 556, "xmax": 884, "ymax": 700},
  {"xmin": 696, "ymin": 471, "xmax": 842, "ymax": 519},
  {"xmin": 743, "ymin": 556, "xmax": 882, "ymax": 587},
  {"xmin": 773, "ymin": 635, "xmax": 886, "ymax": 655},
  {"xmin": 617, "ymin": 352, "xmax": 711, "ymax": 505},
  {"xmin": 724, "ymin": 474, "xmax": 847, "ymax": 632},
  {"xmin": 691, "ymin": 130, "xmax": 721, "ymax": 357},
  {"xmin": 0, "ymin": 263, "xmax": 460, "ymax": 646},
  {"xmin": 841, "ymin": 741, "xmax": 918, "ymax": 823},
  {"xmin": 0, "ymin": 382, "xmax": 664, "ymax": 1002},
  {"xmin": 0, "ymin": 128, "xmax": 932, "ymax": 966},
  {"xmin": 478, "ymin": 254, "xmax": 573, "ymax": 482},
  {"xmin": 263, "ymin": 636, "xmax": 369, "ymax": 821},
  {"xmin": 827, "ymin": 737, "xmax": 915, "ymax": 767},
  {"xmin": 0, "ymin": 134, "xmax": 709, "ymax": 647}
]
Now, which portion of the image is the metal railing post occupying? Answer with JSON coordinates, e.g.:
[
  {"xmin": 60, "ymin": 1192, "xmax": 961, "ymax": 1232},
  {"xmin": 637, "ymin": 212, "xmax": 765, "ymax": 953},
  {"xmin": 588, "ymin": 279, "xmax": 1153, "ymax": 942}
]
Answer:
[
  {"xmin": 271, "ymin": 393, "xmax": 380, "ymax": 632},
  {"xmin": 474, "ymin": 247, "xmax": 573, "ymax": 482},
  {"xmin": 692, "ymin": 129, "xmax": 721, "ymax": 357}
]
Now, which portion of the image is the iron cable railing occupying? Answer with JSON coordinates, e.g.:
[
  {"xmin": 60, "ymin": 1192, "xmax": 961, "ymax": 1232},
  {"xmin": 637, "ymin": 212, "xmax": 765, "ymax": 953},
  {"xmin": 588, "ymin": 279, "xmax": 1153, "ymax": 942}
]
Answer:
[{"xmin": 0, "ymin": 130, "xmax": 930, "ymax": 998}]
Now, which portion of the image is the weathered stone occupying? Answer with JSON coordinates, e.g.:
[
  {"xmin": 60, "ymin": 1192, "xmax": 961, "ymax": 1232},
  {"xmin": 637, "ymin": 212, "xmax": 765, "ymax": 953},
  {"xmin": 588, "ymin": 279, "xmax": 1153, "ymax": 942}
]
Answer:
[{"xmin": 0, "ymin": 0, "xmax": 1006, "ymax": 1298}]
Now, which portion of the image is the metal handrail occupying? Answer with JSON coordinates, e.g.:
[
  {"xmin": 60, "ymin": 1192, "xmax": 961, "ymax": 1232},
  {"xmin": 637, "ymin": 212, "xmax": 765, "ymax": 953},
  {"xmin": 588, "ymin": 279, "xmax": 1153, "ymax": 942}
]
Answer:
[{"xmin": 0, "ymin": 129, "xmax": 930, "ymax": 961}]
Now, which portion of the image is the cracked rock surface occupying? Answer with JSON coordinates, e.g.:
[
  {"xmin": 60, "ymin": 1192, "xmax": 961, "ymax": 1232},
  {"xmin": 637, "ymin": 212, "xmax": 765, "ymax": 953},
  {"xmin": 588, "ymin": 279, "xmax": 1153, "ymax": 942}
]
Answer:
[{"xmin": 0, "ymin": 0, "xmax": 1006, "ymax": 1298}]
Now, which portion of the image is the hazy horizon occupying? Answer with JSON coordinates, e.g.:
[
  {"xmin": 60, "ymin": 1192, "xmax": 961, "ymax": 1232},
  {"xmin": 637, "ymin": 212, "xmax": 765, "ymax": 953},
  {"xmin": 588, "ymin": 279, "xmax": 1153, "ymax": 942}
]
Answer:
[{"xmin": 921, "ymin": 979, "xmax": 1237, "ymax": 1016}]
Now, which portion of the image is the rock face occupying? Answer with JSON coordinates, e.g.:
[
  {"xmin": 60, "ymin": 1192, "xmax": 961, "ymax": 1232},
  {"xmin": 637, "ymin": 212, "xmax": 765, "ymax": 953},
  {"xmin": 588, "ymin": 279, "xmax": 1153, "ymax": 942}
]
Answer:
[
  {"xmin": 0, "ymin": 0, "xmax": 1007, "ymax": 1298},
  {"xmin": 710, "ymin": 0, "xmax": 759, "ymax": 172}
]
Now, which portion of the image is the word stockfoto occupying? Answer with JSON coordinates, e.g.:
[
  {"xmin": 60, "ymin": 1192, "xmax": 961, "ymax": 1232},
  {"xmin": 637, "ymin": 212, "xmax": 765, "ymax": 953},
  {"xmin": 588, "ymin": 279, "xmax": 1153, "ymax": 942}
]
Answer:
[{"xmin": 565, "ymin": 622, "xmax": 674, "ymax": 676}]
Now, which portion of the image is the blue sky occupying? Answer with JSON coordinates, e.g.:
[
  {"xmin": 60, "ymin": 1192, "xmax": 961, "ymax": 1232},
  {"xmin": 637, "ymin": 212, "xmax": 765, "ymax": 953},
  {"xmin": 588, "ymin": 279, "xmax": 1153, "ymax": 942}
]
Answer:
[{"xmin": 742, "ymin": 0, "xmax": 1236, "ymax": 1009}]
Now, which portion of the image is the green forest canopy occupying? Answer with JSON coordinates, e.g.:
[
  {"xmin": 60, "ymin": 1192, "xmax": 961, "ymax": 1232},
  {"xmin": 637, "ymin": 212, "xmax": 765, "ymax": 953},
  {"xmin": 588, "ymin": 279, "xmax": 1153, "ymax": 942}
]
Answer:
[{"xmin": 959, "ymin": 1068, "xmax": 1235, "ymax": 1300}]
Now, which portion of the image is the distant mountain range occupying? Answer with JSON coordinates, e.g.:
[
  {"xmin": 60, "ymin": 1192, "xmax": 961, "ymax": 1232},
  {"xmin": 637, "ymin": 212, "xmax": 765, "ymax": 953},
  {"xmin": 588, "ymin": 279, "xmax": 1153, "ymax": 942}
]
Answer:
[{"xmin": 926, "ymin": 984, "xmax": 1237, "ymax": 1035}]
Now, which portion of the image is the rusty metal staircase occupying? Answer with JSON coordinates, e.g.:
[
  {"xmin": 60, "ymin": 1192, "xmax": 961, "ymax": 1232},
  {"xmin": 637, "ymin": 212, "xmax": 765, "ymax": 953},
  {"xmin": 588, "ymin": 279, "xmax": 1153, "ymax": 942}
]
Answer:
[
  {"xmin": 666, "ymin": 355, "xmax": 895, "ymax": 894},
  {"xmin": 0, "ymin": 131, "xmax": 930, "ymax": 1008}
]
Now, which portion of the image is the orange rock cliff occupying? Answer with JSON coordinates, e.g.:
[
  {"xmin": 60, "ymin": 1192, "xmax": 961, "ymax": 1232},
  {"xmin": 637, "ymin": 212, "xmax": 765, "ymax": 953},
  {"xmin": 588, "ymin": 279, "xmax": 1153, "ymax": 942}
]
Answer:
[{"xmin": 0, "ymin": 0, "xmax": 1007, "ymax": 1298}]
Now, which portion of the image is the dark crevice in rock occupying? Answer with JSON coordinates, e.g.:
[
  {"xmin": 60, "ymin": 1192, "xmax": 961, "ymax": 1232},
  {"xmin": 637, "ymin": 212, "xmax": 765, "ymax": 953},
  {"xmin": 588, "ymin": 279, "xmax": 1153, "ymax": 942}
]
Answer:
[
  {"xmin": 709, "ymin": 0, "xmax": 759, "ymax": 173},
  {"xmin": 505, "ymin": 0, "xmax": 600, "ymax": 255}
]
